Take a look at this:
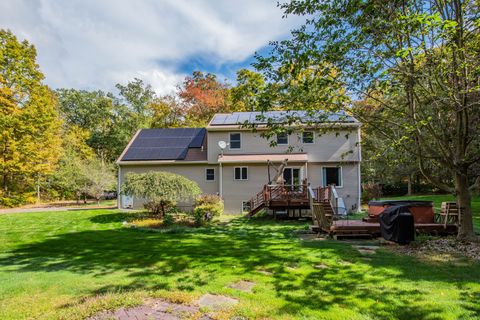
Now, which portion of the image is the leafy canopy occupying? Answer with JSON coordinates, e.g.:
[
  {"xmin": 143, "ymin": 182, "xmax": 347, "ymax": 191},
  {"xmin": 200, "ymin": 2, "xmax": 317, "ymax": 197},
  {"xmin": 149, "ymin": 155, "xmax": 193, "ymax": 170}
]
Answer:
[{"xmin": 122, "ymin": 172, "xmax": 201, "ymax": 205}]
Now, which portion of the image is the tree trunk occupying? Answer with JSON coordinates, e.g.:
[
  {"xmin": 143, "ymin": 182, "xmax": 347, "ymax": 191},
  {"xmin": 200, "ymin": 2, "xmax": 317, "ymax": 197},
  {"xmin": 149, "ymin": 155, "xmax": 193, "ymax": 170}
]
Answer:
[
  {"xmin": 455, "ymin": 171, "xmax": 475, "ymax": 240},
  {"xmin": 407, "ymin": 174, "xmax": 412, "ymax": 196},
  {"xmin": 160, "ymin": 202, "xmax": 165, "ymax": 218}
]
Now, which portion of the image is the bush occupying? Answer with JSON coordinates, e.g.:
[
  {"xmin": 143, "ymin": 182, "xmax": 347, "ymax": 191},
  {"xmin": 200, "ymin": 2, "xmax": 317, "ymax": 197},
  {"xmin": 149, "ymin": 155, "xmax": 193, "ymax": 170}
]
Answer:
[
  {"xmin": 144, "ymin": 200, "xmax": 176, "ymax": 216},
  {"xmin": 122, "ymin": 172, "xmax": 201, "ymax": 216},
  {"xmin": 362, "ymin": 183, "xmax": 382, "ymax": 203},
  {"xmin": 0, "ymin": 192, "xmax": 36, "ymax": 208},
  {"xmin": 193, "ymin": 194, "xmax": 224, "ymax": 226}
]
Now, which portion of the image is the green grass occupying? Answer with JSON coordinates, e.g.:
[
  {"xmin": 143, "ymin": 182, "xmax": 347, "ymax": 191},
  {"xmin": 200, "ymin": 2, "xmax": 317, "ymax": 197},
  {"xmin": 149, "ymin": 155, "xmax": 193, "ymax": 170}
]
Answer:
[
  {"xmin": 0, "ymin": 209, "xmax": 479, "ymax": 319},
  {"xmin": 381, "ymin": 194, "xmax": 480, "ymax": 232}
]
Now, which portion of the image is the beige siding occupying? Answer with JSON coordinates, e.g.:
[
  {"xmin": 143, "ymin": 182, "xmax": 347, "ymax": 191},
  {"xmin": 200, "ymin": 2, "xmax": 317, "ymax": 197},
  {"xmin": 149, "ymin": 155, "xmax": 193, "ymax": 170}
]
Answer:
[
  {"xmin": 119, "ymin": 164, "xmax": 218, "ymax": 210},
  {"xmin": 207, "ymin": 129, "xmax": 360, "ymax": 164},
  {"xmin": 307, "ymin": 163, "xmax": 360, "ymax": 212},
  {"xmin": 118, "ymin": 161, "xmax": 360, "ymax": 214}
]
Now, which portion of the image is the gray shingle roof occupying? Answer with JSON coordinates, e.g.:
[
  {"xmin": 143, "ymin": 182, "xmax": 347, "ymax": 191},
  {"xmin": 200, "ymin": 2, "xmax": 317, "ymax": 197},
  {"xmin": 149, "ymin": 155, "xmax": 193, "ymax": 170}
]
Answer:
[
  {"xmin": 209, "ymin": 110, "xmax": 358, "ymax": 126},
  {"xmin": 121, "ymin": 128, "xmax": 206, "ymax": 161}
]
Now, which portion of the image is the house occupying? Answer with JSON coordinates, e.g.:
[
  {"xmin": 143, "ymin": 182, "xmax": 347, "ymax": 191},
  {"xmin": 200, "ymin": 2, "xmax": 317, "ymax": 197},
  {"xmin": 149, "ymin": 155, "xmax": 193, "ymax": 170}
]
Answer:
[{"xmin": 116, "ymin": 110, "xmax": 362, "ymax": 214}]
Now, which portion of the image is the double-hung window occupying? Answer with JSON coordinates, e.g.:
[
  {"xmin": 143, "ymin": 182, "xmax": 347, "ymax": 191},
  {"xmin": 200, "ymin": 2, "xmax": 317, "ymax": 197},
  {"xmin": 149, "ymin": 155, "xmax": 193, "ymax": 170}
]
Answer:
[
  {"xmin": 205, "ymin": 168, "xmax": 215, "ymax": 181},
  {"xmin": 229, "ymin": 133, "xmax": 241, "ymax": 149},
  {"xmin": 234, "ymin": 167, "xmax": 248, "ymax": 180},
  {"xmin": 242, "ymin": 201, "xmax": 251, "ymax": 213},
  {"xmin": 276, "ymin": 132, "xmax": 289, "ymax": 145},
  {"xmin": 302, "ymin": 131, "xmax": 314, "ymax": 144}
]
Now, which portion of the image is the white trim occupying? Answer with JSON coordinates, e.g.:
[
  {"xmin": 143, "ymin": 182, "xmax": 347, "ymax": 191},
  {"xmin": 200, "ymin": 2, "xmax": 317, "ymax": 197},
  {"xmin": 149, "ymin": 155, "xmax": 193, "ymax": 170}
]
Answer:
[
  {"xmin": 234, "ymin": 166, "xmax": 248, "ymax": 181},
  {"xmin": 117, "ymin": 160, "xmax": 208, "ymax": 165},
  {"xmin": 302, "ymin": 131, "xmax": 315, "ymax": 144},
  {"xmin": 241, "ymin": 200, "xmax": 251, "ymax": 213},
  {"xmin": 229, "ymin": 132, "xmax": 242, "ymax": 150},
  {"xmin": 205, "ymin": 168, "xmax": 215, "ymax": 182},
  {"xmin": 357, "ymin": 126, "xmax": 362, "ymax": 212},
  {"xmin": 276, "ymin": 132, "xmax": 289, "ymax": 145},
  {"xmin": 321, "ymin": 166, "xmax": 343, "ymax": 188},
  {"xmin": 116, "ymin": 129, "xmax": 141, "ymax": 164},
  {"xmin": 206, "ymin": 122, "xmax": 361, "ymax": 131}
]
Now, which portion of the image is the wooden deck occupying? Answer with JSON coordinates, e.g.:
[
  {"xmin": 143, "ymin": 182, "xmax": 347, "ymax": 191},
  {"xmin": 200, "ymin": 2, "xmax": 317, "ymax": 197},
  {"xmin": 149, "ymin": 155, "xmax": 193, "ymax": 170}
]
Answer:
[{"xmin": 311, "ymin": 219, "xmax": 458, "ymax": 237}]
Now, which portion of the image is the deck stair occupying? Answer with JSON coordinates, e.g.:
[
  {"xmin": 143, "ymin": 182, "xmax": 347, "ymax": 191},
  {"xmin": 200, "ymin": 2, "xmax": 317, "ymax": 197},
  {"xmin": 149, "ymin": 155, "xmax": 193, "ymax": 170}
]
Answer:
[{"xmin": 248, "ymin": 180, "xmax": 311, "ymax": 217}]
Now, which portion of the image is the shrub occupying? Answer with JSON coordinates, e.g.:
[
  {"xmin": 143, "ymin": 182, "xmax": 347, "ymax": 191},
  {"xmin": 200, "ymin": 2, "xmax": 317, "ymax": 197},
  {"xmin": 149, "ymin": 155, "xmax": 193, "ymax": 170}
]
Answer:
[
  {"xmin": 131, "ymin": 218, "xmax": 163, "ymax": 229},
  {"xmin": 362, "ymin": 183, "xmax": 382, "ymax": 203},
  {"xmin": 122, "ymin": 172, "xmax": 201, "ymax": 216},
  {"xmin": 193, "ymin": 194, "xmax": 223, "ymax": 226}
]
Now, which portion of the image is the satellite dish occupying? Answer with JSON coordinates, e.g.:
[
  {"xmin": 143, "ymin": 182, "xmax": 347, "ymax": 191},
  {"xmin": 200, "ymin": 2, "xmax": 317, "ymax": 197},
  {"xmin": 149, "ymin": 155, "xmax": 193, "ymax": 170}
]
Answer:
[{"xmin": 218, "ymin": 140, "xmax": 227, "ymax": 149}]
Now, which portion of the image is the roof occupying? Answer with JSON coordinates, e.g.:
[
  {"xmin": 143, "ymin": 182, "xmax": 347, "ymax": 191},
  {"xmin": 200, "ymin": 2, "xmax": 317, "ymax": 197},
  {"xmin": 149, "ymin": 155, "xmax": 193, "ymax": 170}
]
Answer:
[
  {"xmin": 208, "ymin": 110, "xmax": 358, "ymax": 127},
  {"xmin": 218, "ymin": 153, "xmax": 308, "ymax": 163},
  {"xmin": 119, "ymin": 128, "xmax": 206, "ymax": 162}
]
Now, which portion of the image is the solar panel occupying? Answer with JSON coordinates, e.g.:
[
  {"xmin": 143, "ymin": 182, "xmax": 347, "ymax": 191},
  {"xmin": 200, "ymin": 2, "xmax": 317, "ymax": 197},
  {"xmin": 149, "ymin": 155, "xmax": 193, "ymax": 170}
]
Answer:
[
  {"xmin": 189, "ymin": 128, "xmax": 205, "ymax": 148},
  {"xmin": 120, "ymin": 128, "xmax": 206, "ymax": 161},
  {"xmin": 208, "ymin": 111, "xmax": 357, "ymax": 125}
]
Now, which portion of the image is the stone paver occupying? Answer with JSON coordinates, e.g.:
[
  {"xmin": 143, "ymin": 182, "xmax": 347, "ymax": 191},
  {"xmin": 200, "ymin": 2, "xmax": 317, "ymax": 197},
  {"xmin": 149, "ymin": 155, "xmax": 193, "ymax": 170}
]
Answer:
[
  {"xmin": 88, "ymin": 299, "xmax": 207, "ymax": 320},
  {"xmin": 353, "ymin": 245, "xmax": 380, "ymax": 255},
  {"xmin": 197, "ymin": 293, "xmax": 238, "ymax": 310},
  {"xmin": 228, "ymin": 280, "xmax": 255, "ymax": 292}
]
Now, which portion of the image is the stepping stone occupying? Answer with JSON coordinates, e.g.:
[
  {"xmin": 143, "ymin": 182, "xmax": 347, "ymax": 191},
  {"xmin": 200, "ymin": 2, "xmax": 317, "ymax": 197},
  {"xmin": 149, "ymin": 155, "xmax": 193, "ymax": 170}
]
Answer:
[
  {"xmin": 257, "ymin": 269, "xmax": 273, "ymax": 275},
  {"xmin": 353, "ymin": 245, "xmax": 379, "ymax": 255},
  {"xmin": 358, "ymin": 249, "xmax": 376, "ymax": 255},
  {"xmin": 228, "ymin": 280, "xmax": 255, "ymax": 292},
  {"xmin": 88, "ymin": 299, "xmax": 201, "ymax": 320},
  {"xmin": 197, "ymin": 294, "xmax": 238, "ymax": 310},
  {"xmin": 314, "ymin": 264, "xmax": 329, "ymax": 269}
]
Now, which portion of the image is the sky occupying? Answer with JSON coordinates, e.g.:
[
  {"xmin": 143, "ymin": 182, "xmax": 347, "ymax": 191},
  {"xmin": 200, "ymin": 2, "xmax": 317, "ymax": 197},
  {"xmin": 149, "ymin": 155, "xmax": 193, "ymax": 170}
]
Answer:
[{"xmin": 0, "ymin": 0, "xmax": 301, "ymax": 95}]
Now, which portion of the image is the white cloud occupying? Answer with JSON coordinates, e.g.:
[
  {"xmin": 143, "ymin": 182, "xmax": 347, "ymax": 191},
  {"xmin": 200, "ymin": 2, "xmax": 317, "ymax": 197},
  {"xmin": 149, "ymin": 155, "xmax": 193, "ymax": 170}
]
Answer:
[{"xmin": 0, "ymin": 0, "xmax": 300, "ymax": 95}]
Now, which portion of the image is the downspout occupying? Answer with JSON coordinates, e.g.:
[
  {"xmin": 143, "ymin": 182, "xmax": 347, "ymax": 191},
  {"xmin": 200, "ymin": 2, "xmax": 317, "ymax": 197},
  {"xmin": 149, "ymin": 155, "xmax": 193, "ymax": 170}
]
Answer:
[
  {"xmin": 219, "ymin": 162, "xmax": 223, "ymax": 199},
  {"xmin": 357, "ymin": 126, "xmax": 362, "ymax": 212}
]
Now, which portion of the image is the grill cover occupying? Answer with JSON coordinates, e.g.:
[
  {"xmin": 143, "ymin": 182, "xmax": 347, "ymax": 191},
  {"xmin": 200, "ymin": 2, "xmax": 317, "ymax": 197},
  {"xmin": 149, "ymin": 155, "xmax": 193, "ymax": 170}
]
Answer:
[{"xmin": 379, "ymin": 205, "xmax": 415, "ymax": 245}]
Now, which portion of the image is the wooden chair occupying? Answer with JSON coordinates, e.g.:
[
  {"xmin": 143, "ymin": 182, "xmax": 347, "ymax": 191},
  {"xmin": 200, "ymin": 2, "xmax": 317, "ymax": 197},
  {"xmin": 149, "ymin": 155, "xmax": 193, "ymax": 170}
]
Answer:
[
  {"xmin": 437, "ymin": 202, "xmax": 460, "ymax": 228},
  {"xmin": 312, "ymin": 203, "xmax": 333, "ymax": 232}
]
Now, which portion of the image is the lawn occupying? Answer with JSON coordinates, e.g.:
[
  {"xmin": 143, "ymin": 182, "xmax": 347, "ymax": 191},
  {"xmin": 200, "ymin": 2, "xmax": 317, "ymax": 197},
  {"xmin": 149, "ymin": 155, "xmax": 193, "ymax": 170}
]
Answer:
[
  {"xmin": 380, "ymin": 194, "xmax": 480, "ymax": 232},
  {"xmin": 0, "ymin": 209, "xmax": 479, "ymax": 320}
]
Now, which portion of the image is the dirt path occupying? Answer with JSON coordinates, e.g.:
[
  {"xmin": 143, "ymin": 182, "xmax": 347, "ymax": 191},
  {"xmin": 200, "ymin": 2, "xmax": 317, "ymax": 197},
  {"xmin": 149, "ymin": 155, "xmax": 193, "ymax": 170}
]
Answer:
[{"xmin": 0, "ymin": 205, "xmax": 116, "ymax": 215}]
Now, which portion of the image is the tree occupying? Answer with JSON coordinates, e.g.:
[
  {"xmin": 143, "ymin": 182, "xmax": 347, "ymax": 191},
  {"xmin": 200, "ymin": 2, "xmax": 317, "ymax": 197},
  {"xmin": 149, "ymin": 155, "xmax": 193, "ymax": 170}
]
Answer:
[
  {"xmin": 115, "ymin": 78, "xmax": 155, "ymax": 132},
  {"xmin": 255, "ymin": 0, "xmax": 480, "ymax": 239},
  {"xmin": 149, "ymin": 94, "xmax": 185, "ymax": 128},
  {"xmin": 0, "ymin": 30, "xmax": 62, "ymax": 203},
  {"xmin": 231, "ymin": 69, "xmax": 266, "ymax": 111},
  {"xmin": 179, "ymin": 71, "xmax": 232, "ymax": 126},
  {"xmin": 50, "ymin": 124, "xmax": 95, "ymax": 202},
  {"xmin": 82, "ymin": 158, "xmax": 115, "ymax": 204},
  {"xmin": 122, "ymin": 172, "xmax": 201, "ymax": 216},
  {"xmin": 57, "ymin": 88, "xmax": 130, "ymax": 162}
]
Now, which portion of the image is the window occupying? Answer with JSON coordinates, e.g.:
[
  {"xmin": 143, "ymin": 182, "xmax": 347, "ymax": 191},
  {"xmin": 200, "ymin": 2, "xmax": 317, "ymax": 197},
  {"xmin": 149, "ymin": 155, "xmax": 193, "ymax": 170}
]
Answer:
[
  {"xmin": 229, "ymin": 133, "xmax": 241, "ymax": 149},
  {"xmin": 234, "ymin": 167, "xmax": 248, "ymax": 180},
  {"xmin": 302, "ymin": 131, "xmax": 314, "ymax": 144},
  {"xmin": 276, "ymin": 132, "xmax": 289, "ymax": 145},
  {"xmin": 322, "ymin": 167, "xmax": 343, "ymax": 187},
  {"xmin": 205, "ymin": 168, "xmax": 215, "ymax": 181},
  {"xmin": 242, "ymin": 201, "xmax": 251, "ymax": 213}
]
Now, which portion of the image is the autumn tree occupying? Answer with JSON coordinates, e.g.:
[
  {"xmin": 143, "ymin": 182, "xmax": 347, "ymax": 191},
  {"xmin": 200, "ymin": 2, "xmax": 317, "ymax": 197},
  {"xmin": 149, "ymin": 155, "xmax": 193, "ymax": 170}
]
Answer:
[
  {"xmin": 149, "ymin": 94, "xmax": 185, "ymax": 128},
  {"xmin": 179, "ymin": 71, "xmax": 232, "ymax": 126},
  {"xmin": 0, "ymin": 30, "xmax": 62, "ymax": 205},
  {"xmin": 256, "ymin": 0, "xmax": 480, "ymax": 239}
]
